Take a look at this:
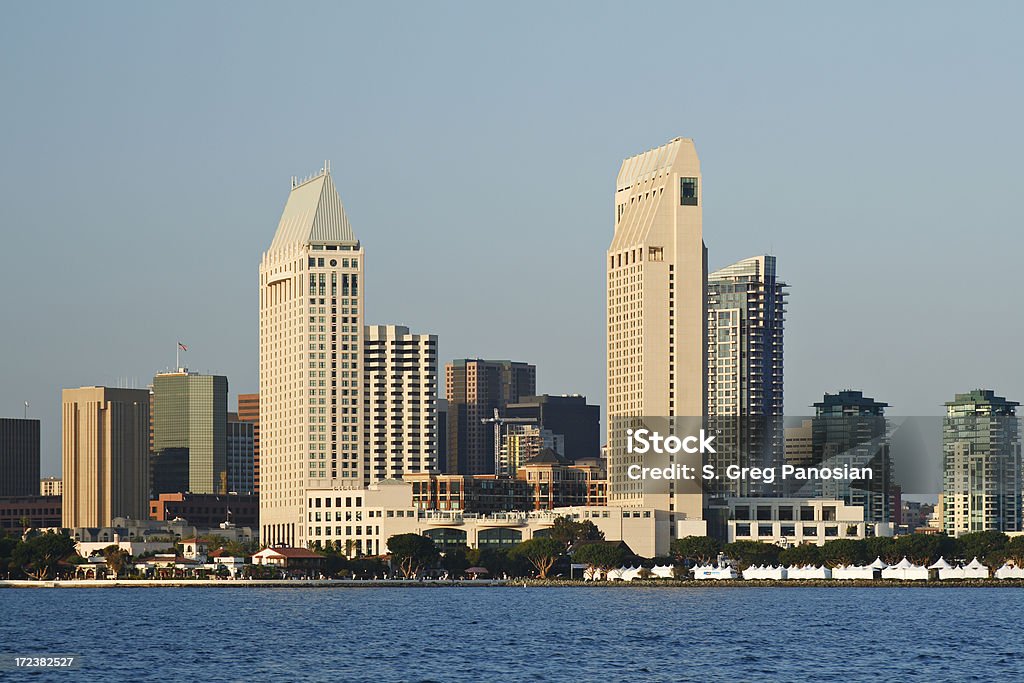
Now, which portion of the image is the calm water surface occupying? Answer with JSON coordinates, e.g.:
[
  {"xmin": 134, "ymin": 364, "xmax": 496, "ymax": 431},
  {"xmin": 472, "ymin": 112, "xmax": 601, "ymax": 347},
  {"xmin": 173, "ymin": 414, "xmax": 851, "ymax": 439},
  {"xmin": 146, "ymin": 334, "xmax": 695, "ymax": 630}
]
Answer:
[{"xmin": 1, "ymin": 586, "xmax": 1022, "ymax": 681}]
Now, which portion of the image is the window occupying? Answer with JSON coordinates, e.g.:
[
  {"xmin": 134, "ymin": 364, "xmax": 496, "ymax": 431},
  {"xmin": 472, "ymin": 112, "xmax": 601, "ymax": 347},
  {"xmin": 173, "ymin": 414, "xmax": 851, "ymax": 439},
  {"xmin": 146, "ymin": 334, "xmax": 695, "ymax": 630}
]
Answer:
[
  {"xmin": 736, "ymin": 523, "xmax": 751, "ymax": 537},
  {"xmin": 648, "ymin": 246, "xmax": 664, "ymax": 262},
  {"xmin": 758, "ymin": 524, "xmax": 773, "ymax": 537},
  {"xmin": 680, "ymin": 177, "xmax": 698, "ymax": 206}
]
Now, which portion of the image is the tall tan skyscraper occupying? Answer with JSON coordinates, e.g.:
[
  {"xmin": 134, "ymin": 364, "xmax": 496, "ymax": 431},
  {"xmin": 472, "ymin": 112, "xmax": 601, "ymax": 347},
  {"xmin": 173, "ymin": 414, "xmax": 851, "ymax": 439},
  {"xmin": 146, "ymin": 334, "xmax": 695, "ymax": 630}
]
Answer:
[
  {"xmin": 62, "ymin": 387, "xmax": 150, "ymax": 528},
  {"xmin": 606, "ymin": 138, "xmax": 708, "ymax": 526},
  {"xmin": 363, "ymin": 325, "xmax": 438, "ymax": 480},
  {"xmin": 259, "ymin": 164, "xmax": 364, "ymax": 547}
]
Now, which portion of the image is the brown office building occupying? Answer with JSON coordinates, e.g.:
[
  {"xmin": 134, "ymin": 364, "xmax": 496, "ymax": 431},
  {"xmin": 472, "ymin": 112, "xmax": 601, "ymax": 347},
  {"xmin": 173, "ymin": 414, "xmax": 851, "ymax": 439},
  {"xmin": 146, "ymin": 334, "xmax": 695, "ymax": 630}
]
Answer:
[
  {"xmin": 446, "ymin": 359, "xmax": 536, "ymax": 475},
  {"xmin": 62, "ymin": 387, "xmax": 150, "ymax": 528},
  {"xmin": 0, "ymin": 495, "xmax": 62, "ymax": 534},
  {"xmin": 237, "ymin": 393, "xmax": 260, "ymax": 493},
  {"xmin": 150, "ymin": 492, "xmax": 259, "ymax": 528}
]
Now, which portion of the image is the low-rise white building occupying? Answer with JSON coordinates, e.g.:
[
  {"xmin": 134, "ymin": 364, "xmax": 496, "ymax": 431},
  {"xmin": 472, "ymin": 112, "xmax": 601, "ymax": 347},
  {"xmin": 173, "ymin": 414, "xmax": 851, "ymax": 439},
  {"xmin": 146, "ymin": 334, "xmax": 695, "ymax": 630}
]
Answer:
[{"xmin": 721, "ymin": 497, "xmax": 893, "ymax": 546}]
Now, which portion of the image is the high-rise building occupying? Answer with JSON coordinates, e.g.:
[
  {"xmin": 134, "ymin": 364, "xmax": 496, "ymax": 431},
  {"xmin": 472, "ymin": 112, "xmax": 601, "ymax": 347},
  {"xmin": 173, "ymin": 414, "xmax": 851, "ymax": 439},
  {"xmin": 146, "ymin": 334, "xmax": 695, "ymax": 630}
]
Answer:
[
  {"xmin": 227, "ymin": 413, "xmax": 255, "ymax": 494},
  {"xmin": 606, "ymin": 138, "xmax": 707, "ymax": 527},
  {"xmin": 237, "ymin": 393, "xmax": 260, "ymax": 493},
  {"xmin": 943, "ymin": 390, "xmax": 1021, "ymax": 536},
  {"xmin": 0, "ymin": 418, "xmax": 40, "ymax": 497},
  {"xmin": 445, "ymin": 359, "xmax": 536, "ymax": 475},
  {"xmin": 40, "ymin": 477, "xmax": 62, "ymax": 497},
  {"xmin": 364, "ymin": 325, "xmax": 438, "ymax": 482},
  {"xmin": 259, "ymin": 164, "xmax": 364, "ymax": 547},
  {"xmin": 500, "ymin": 424, "xmax": 564, "ymax": 476},
  {"xmin": 706, "ymin": 255, "xmax": 787, "ymax": 496},
  {"xmin": 151, "ymin": 370, "xmax": 228, "ymax": 495},
  {"xmin": 811, "ymin": 390, "xmax": 890, "ymax": 523},
  {"xmin": 504, "ymin": 394, "xmax": 600, "ymax": 460},
  {"xmin": 62, "ymin": 387, "xmax": 149, "ymax": 528}
]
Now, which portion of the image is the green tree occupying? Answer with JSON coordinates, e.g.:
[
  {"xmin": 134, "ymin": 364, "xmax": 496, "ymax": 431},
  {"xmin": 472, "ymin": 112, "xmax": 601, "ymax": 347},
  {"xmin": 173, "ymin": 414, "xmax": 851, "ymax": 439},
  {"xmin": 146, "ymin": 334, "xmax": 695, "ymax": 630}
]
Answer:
[
  {"xmin": 12, "ymin": 532, "xmax": 76, "ymax": 580},
  {"xmin": 778, "ymin": 543, "xmax": 823, "ymax": 567},
  {"xmin": 548, "ymin": 517, "xmax": 605, "ymax": 547},
  {"xmin": 863, "ymin": 536, "xmax": 897, "ymax": 564},
  {"xmin": 387, "ymin": 534, "xmax": 439, "ymax": 578},
  {"xmin": 101, "ymin": 545, "xmax": 131, "ymax": 578},
  {"xmin": 440, "ymin": 545, "xmax": 470, "ymax": 577},
  {"xmin": 955, "ymin": 531, "xmax": 1008, "ymax": 564},
  {"xmin": 892, "ymin": 533, "xmax": 943, "ymax": 565},
  {"xmin": 572, "ymin": 543, "xmax": 627, "ymax": 573},
  {"xmin": 670, "ymin": 536, "xmax": 722, "ymax": 565},
  {"xmin": 510, "ymin": 537, "xmax": 563, "ymax": 578},
  {"xmin": 820, "ymin": 539, "xmax": 867, "ymax": 567},
  {"xmin": 722, "ymin": 541, "xmax": 780, "ymax": 569}
]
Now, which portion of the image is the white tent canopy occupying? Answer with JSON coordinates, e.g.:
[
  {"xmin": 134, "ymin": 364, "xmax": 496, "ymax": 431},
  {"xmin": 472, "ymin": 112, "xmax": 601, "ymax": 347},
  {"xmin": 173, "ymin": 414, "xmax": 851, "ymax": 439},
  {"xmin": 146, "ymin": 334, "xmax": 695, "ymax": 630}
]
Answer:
[
  {"xmin": 927, "ymin": 557, "xmax": 953, "ymax": 570},
  {"xmin": 869, "ymin": 557, "xmax": 888, "ymax": 569}
]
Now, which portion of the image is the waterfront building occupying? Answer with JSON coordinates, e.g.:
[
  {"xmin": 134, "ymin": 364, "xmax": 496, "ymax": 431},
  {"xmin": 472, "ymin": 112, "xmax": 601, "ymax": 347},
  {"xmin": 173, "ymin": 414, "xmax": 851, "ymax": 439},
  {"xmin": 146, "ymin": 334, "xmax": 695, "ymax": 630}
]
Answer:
[
  {"xmin": 259, "ymin": 164, "xmax": 365, "ymax": 547},
  {"xmin": 606, "ymin": 138, "xmax": 707, "ymax": 531},
  {"xmin": 304, "ymin": 479, "xmax": 670, "ymax": 558},
  {"xmin": 943, "ymin": 390, "xmax": 1021, "ymax": 536},
  {"xmin": 237, "ymin": 393, "xmax": 260, "ymax": 492},
  {"xmin": 445, "ymin": 359, "xmax": 536, "ymax": 475},
  {"xmin": 149, "ymin": 491, "xmax": 259, "ymax": 528},
  {"xmin": 62, "ymin": 387, "xmax": 149, "ymax": 528},
  {"xmin": 151, "ymin": 369, "xmax": 228, "ymax": 495},
  {"xmin": 504, "ymin": 394, "xmax": 601, "ymax": 460},
  {"xmin": 720, "ymin": 497, "xmax": 892, "ymax": 546},
  {"xmin": 810, "ymin": 390, "xmax": 891, "ymax": 523},
  {"xmin": 706, "ymin": 255, "xmax": 786, "ymax": 497},
  {"xmin": 363, "ymin": 325, "xmax": 438, "ymax": 481},
  {"xmin": 40, "ymin": 477, "xmax": 63, "ymax": 497},
  {"xmin": 0, "ymin": 417, "xmax": 40, "ymax": 497},
  {"xmin": 227, "ymin": 413, "xmax": 255, "ymax": 494},
  {"xmin": 65, "ymin": 515, "xmax": 256, "ymax": 554}
]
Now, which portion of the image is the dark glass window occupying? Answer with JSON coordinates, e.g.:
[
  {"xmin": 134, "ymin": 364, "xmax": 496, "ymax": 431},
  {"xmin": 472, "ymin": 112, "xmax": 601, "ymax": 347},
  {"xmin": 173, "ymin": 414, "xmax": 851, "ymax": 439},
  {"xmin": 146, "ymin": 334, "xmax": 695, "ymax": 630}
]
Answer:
[{"xmin": 680, "ymin": 177, "xmax": 698, "ymax": 206}]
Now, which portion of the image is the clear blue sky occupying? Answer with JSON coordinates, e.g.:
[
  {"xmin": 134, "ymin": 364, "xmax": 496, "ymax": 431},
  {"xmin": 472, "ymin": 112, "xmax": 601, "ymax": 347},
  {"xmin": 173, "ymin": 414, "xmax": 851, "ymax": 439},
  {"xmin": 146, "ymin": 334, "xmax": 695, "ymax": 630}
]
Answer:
[{"xmin": 2, "ymin": 2, "xmax": 1023, "ymax": 477}]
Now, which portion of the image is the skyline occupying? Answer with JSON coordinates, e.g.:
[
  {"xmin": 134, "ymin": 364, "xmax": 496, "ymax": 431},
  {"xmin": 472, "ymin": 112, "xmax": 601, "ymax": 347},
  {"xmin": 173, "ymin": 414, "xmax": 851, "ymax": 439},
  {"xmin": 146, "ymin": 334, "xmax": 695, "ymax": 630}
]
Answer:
[{"xmin": 4, "ymin": 3, "xmax": 1024, "ymax": 477}]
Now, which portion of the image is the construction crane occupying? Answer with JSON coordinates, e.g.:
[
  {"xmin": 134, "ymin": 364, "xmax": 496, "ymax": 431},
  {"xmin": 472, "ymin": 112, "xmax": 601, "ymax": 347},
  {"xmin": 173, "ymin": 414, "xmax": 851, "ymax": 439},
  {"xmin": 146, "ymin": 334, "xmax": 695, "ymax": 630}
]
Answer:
[{"xmin": 481, "ymin": 408, "xmax": 536, "ymax": 476}]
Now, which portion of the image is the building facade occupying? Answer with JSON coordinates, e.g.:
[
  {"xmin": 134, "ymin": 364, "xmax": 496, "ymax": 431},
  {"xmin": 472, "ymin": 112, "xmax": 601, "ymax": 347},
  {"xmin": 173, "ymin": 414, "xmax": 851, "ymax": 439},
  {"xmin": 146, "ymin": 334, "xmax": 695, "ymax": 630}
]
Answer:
[
  {"xmin": 721, "ymin": 497, "xmax": 892, "ymax": 546},
  {"xmin": 445, "ymin": 359, "xmax": 536, "ymax": 475},
  {"xmin": 809, "ymin": 390, "xmax": 891, "ymax": 523},
  {"xmin": 149, "ymin": 491, "xmax": 259, "ymax": 529},
  {"xmin": 706, "ymin": 255, "xmax": 786, "ymax": 497},
  {"xmin": 237, "ymin": 393, "xmax": 260, "ymax": 493},
  {"xmin": 606, "ymin": 138, "xmax": 708, "ymax": 527},
  {"xmin": 62, "ymin": 387, "xmax": 150, "ymax": 528},
  {"xmin": 259, "ymin": 164, "xmax": 365, "ymax": 547},
  {"xmin": 363, "ymin": 325, "xmax": 438, "ymax": 481},
  {"xmin": 227, "ymin": 414, "xmax": 255, "ymax": 494},
  {"xmin": 504, "ymin": 394, "xmax": 601, "ymax": 461},
  {"xmin": 151, "ymin": 370, "xmax": 228, "ymax": 495},
  {"xmin": 40, "ymin": 477, "xmax": 63, "ymax": 497},
  {"xmin": 0, "ymin": 418, "xmax": 40, "ymax": 497},
  {"xmin": 0, "ymin": 495, "xmax": 62, "ymax": 533},
  {"xmin": 943, "ymin": 390, "xmax": 1021, "ymax": 536}
]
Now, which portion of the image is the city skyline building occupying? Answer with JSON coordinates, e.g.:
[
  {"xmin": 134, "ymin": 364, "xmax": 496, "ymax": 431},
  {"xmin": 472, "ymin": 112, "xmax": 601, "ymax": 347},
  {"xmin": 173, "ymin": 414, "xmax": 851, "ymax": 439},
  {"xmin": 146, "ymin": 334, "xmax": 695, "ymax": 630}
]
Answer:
[
  {"xmin": 237, "ymin": 393, "xmax": 260, "ymax": 493},
  {"xmin": 363, "ymin": 324, "xmax": 439, "ymax": 481},
  {"xmin": 61, "ymin": 386, "xmax": 150, "ymax": 528},
  {"xmin": 227, "ymin": 412, "xmax": 255, "ymax": 495},
  {"xmin": 40, "ymin": 477, "xmax": 62, "ymax": 497},
  {"xmin": 810, "ymin": 390, "xmax": 891, "ymax": 523},
  {"xmin": 706, "ymin": 255, "xmax": 787, "ymax": 497},
  {"xmin": 606, "ymin": 137, "xmax": 708, "ymax": 531},
  {"xmin": 943, "ymin": 389, "xmax": 1021, "ymax": 536},
  {"xmin": 504, "ymin": 394, "xmax": 600, "ymax": 461},
  {"xmin": 445, "ymin": 359, "xmax": 536, "ymax": 475},
  {"xmin": 259, "ymin": 164, "xmax": 365, "ymax": 547},
  {"xmin": 0, "ymin": 417, "xmax": 40, "ymax": 497},
  {"xmin": 151, "ymin": 369, "xmax": 228, "ymax": 496}
]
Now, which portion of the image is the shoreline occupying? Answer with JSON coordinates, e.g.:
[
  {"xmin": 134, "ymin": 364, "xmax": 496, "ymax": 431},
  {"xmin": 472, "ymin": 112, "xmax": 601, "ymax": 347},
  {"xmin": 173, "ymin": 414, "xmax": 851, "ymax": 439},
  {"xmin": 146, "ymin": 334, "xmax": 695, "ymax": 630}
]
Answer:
[{"xmin": 3, "ymin": 578, "xmax": 1024, "ymax": 589}]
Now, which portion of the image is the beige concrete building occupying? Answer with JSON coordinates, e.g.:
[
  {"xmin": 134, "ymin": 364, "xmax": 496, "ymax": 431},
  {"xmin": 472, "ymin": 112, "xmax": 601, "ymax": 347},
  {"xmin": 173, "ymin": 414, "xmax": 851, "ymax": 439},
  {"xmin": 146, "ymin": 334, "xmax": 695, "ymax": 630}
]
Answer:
[
  {"xmin": 606, "ymin": 138, "xmax": 707, "ymax": 525},
  {"xmin": 721, "ymin": 497, "xmax": 893, "ymax": 546},
  {"xmin": 364, "ymin": 325, "xmax": 438, "ymax": 481},
  {"xmin": 40, "ymin": 477, "xmax": 63, "ymax": 497},
  {"xmin": 305, "ymin": 479, "xmax": 671, "ymax": 558},
  {"xmin": 62, "ymin": 387, "xmax": 150, "ymax": 528},
  {"xmin": 259, "ymin": 164, "xmax": 365, "ymax": 547}
]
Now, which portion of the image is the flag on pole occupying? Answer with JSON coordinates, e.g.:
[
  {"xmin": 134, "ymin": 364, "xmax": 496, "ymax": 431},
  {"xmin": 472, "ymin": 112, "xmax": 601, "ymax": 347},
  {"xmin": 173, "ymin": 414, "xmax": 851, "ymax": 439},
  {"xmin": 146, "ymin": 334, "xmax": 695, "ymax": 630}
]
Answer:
[{"xmin": 178, "ymin": 342, "xmax": 188, "ymax": 351}]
